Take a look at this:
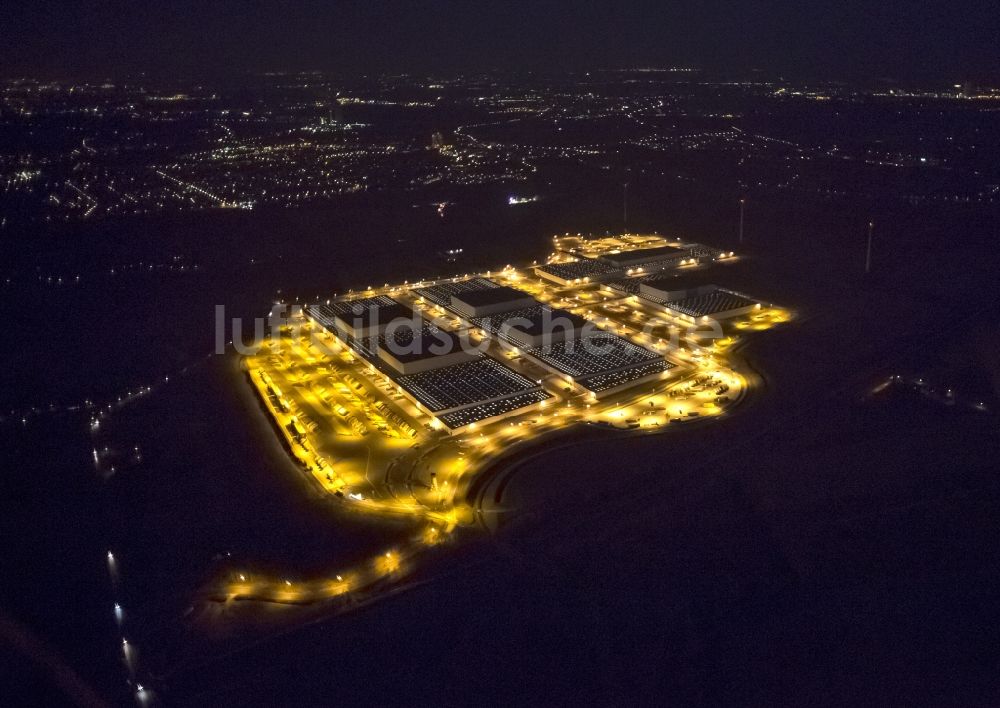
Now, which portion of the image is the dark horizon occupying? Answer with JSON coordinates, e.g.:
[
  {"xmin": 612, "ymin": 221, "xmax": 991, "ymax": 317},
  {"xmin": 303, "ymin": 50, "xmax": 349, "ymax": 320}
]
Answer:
[{"xmin": 4, "ymin": 0, "xmax": 999, "ymax": 83}]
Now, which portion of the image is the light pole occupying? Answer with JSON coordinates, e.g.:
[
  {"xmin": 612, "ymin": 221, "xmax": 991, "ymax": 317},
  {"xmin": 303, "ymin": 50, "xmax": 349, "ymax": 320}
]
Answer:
[
  {"xmin": 865, "ymin": 221, "xmax": 873, "ymax": 274},
  {"xmin": 738, "ymin": 198, "xmax": 745, "ymax": 244}
]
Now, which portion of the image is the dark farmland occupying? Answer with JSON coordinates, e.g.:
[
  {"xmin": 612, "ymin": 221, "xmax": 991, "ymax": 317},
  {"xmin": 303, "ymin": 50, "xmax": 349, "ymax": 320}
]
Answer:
[{"xmin": 2, "ymin": 170, "xmax": 999, "ymax": 705}]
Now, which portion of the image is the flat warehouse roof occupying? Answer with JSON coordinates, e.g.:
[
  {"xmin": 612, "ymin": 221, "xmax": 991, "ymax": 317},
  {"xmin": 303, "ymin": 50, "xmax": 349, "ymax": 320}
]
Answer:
[
  {"xmin": 640, "ymin": 274, "xmax": 715, "ymax": 293},
  {"xmin": 472, "ymin": 305, "xmax": 589, "ymax": 341},
  {"xmin": 536, "ymin": 259, "xmax": 620, "ymax": 280},
  {"xmin": 325, "ymin": 295, "xmax": 397, "ymax": 316},
  {"xmin": 528, "ymin": 333, "xmax": 663, "ymax": 378},
  {"xmin": 521, "ymin": 308, "xmax": 589, "ymax": 336},
  {"xmin": 375, "ymin": 325, "xmax": 472, "ymax": 364},
  {"xmin": 666, "ymin": 289, "xmax": 758, "ymax": 317},
  {"xmin": 601, "ymin": 245, "xmax": 685, "ymax": 265},
  {"xmin": 452, "ymin": 285, "xmax": 536, "ymax": 309},
  {"xmin": 415, "ymin": 277, "xmax": 500, "ymax": 307},
  {"xmin": 396, "ymin": 357, "xmax": 540, "ymax": 413},
  {"xmin": 605, "ymin": 276, "xmax": 651, "ymax": 294},
  {"xmin": 336, "ymin": 301, "xmax": 416, "ymax": 329},
  {"xmin": 615, "ymin": 246, "xmax": 683, "ymax": 258},
  {"xmin": 642, "ymin": 271, "xmax": 711, "ymax": 290},
  {"xmin": 309, "ymin": 299, "xmax": 405, "ymax": 333}
]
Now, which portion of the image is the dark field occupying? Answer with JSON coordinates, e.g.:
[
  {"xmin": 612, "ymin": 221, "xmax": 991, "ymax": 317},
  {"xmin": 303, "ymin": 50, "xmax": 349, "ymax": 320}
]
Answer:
[{"xmin": 2, "ymin": 159, "xmax": 999, "ymax": 706}]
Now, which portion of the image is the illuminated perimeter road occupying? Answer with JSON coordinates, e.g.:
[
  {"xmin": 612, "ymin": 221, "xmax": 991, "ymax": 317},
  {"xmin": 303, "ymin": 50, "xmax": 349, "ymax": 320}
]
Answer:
[{"xmin": 202, "ymin": 234, "xmax": 791, "ymax": 612}]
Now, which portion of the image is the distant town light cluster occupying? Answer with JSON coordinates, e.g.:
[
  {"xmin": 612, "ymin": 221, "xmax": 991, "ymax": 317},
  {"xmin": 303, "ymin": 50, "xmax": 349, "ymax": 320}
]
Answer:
[{"xmin": 4, "ymin": 72, "xmax": 998, "ymax": 228}]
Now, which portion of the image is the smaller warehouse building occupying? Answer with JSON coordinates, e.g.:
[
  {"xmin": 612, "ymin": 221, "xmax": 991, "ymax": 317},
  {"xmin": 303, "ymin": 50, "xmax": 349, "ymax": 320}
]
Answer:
[
  {"xmin": 472, "ymin": 305, "xmax": 590, "ymax": 349},
  {"xmin": 450, "ymin": 285, "xmax": 538, "ymax": 318},
  {"xmin": 333, "ymin": 300, "xmax": 417, "ymax": 338},
  {"xmin": 375, "ymin": 325, "xmax": 479, "ymax": 375},
  {"xmin": 639, "ymin": 277, "xmax": 718, "ymax": 303},
  {"xmin": 497, "ymin": 307, "xmax": 589, "ymax": 349},
  {"xmin": 638, "ymin": 276, "xmax": 760, "ymax": 321},
  {"xmin": 663, "ymin": 288, "xmax": 760, "ymax": 321},
  {"xmin": 534, "ymin": 258, "xmax": 621, "ymax": 285},
  {"xmin": 599, "ymin": 244, "xmax": 686, "ymax": 268}
]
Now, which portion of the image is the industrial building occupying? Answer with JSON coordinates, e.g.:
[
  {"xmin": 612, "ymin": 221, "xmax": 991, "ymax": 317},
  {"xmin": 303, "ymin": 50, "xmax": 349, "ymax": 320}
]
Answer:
[
  {"xmin": 534, "ymin": 258, "xmax": 621, "ymax": 285},
  {"xmin": 598, "ymin": 244, "xmax": 687, "ymax": 268},
  {"xmin": 392, "ymin": 355, "xmax": 552, "ymax": 430},
  {"xmin": 636, "ymin": 276, "xmax": 760, "ymax": 321},
  {"xmin": 373, "ymin": 325, "xmax": 479, "ymax": 375},
  {"xmin": 525, "ymin": 333, "xmax": 674, "ymax": 398},
  {"xmin": 450, "ymin": 285, "xmax": 537, "ymax": 318},
  {"xmin": 592, "ymin": 242, "xmax": 732, "ymax": 275},
  {"xmin": 473, "ymin": 305, "xmax": 589, "ymax": 348},
  {"xmin": 414, "ymin": 277, "xmax": 500, "ymax": 307},
  {"xmin": 663, "ymin": 288, "xmax": 759, "ymax": 321},
  {"xmin": 396, "ymin": 358, "xmax": 546, "ymax": 418},
  {"xmin": 639, "ymin": 276, "xmax": 719, "ymax": 303},
  {"xmin": 309, "ymin": 297, "xmax": 420, "ymax": 338}
]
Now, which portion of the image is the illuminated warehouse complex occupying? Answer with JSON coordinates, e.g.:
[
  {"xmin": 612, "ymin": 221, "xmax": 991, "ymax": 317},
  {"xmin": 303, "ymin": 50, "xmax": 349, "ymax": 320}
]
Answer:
[{"xmin": 303, "ymin": 237, "xmax": 765, "ymax": 432}]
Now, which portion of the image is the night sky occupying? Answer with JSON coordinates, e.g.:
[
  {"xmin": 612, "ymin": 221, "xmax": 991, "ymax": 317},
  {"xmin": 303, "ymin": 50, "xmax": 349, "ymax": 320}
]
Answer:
[{"xmin": 3, "ymin": 0, "xmax": 999, "ymax": 80}]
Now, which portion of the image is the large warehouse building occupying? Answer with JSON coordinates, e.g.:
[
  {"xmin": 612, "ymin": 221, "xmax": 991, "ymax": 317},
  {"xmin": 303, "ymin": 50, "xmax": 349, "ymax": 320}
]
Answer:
[
  {"xmin": 662, "ymin": 288, "xmax": 760, "ymax": 321},
  {"xmin": 639, "ymin": 277, "xmax": 718, "ymax": 303},
  {"xmin": 534, "ymin": 258, "xmax": 622, "ymax": 285},
  {"xmin": 374, "ymin": 325, "xmax": 479, "ymax": 375},
  {"xmin": 637, "ymin": 276, "xmax": 760, "ymax": 321},
  {"xmin": 450, "ymin": 285, "xmax": 538, "ymax": 318},
  {"xmin": 313, "ymin": 297, "xmax": 420, "ymax": 338},
  {"xmin": 474, "ymin": 305, "xmax": 589, "ymax": 348},
  {"xmin": 599, "ymin": 244, "xmax": 687, "ymax": 268}
]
